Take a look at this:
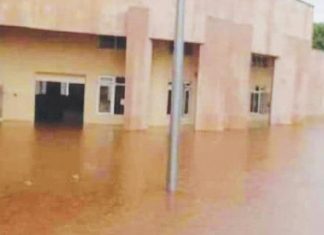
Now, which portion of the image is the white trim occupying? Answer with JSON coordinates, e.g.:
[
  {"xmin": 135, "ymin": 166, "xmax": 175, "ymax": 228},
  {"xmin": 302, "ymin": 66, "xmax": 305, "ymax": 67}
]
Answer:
[
  {"xmin": 35, "ymin": 73, "xmax": 85, "ymax": 84},
  {"xmin": 60, "ymin": 82, "xmax": 70, "ymax": 96}
]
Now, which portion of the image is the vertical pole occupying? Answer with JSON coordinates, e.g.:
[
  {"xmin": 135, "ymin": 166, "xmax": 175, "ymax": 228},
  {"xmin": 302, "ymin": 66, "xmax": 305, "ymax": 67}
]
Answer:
[{"xmin": 167, "ymin": 0, "xmax": 186, "ymax": 193}]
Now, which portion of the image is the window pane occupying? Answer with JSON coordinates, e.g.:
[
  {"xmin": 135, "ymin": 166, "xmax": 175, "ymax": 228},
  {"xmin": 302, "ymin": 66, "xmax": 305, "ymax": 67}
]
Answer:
[
  {"xmin": 98, "ymin": 36, "xmax": 115, "ymax": 49},
  {"xmin": 167, "ymin": 90, "xmax": 172, "ymax": 115},
  {"xmin": 184, "ymin": 90, "xmax": 190, "ymax": 115},
  {"xmin": 251, "ymin": 92, "xmax": 259, "ymax": 113},
  {"xmin": 116, "ymin": 77, "xmax": 125, "ymax": 84},
  {"xmin": 41, "ymin": 82, "xmax": 47, "ymax": 95},
  {"xmin": 36, "ymin": 81, "xmax": 41, "ymax": 95},
  {"xmin": 167, "ymin": 82, "xmax": 191, "ymax": 116},
  {"xmin": 60, "ymin": 83, "xmax": 69, "ymax": 96},
  {"xmin": 99, "ymin": 86, "xmax": 111, "ymax": 113},
  {"xmin": 114, "ymin": 85, "xmax": 125, "ymax": 115},
  {"xmin": 116, "ymin": 37, "xmax": 127, "ymax": 50},
  {"xmin": 250, "ymin": 93, "xmax": 254, "ymax": 112},
  {"xmin": 184, "ymin": 43, "xmax": 194, "ymax": 56}
]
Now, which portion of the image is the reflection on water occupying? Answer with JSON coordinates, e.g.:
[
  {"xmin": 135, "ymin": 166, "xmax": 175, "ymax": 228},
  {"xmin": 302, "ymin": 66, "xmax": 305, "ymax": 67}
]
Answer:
[{"xmin": 1, "ymin": 122, "xmax": 324, "ymax": 234}]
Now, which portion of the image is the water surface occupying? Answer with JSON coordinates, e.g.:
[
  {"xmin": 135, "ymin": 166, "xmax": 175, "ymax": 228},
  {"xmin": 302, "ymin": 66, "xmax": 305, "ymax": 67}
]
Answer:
[{"xmin": 0, "ymin": 122, "xmax": 324, "ymax": 234}]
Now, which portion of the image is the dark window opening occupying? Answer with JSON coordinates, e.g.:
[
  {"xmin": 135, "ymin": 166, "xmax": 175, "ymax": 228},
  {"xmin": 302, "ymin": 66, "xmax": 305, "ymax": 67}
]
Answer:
[
  {"xmin": 251, "ymin": 54, "xmax": 275, "ymax": 68},
  {"xmin": 98, "ymin": 36, "xmax": 127, "ymax": 50},
  {"xmin": 116, "ymin": 37, "xmax": 127, "ymax": 50},
  {"xmin": 98, "ymin": 36, "xmax": 115, "ymax": 49},
  {"xmin": 169, "ymin": 42, "xmax": 195, "ymax": 56},
  {"xmin": 167, "ymin": 82, "xmax": 191, "ymax": 116},
  {"xmin": 184, "ymin": 89, "xmax": 190, "ymax": 114},
  {"xmin": 167, "ymin": 90, "xmax": 172, "ymax": 115},
  {"xmin": 114, "ymin": 77, "xmax": 125, "ymax": 115},
  {"xmin": 35, "ymin": 81, "xmax": 85, "ymax": 125}
]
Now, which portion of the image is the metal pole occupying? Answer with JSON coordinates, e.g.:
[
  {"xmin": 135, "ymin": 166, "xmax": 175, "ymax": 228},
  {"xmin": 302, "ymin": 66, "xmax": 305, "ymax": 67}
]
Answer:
[{"xmin": 167, "ymin": 0, "xmax": 186, "ymax": 193}]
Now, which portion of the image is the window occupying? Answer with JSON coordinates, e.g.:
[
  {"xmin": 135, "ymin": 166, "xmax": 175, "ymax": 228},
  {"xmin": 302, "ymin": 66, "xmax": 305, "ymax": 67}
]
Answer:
[
  {"xmin": 250, "ymin": 86, "xmax": 271, "ymax": 114},
  {"xmin": 114, "ymin": 77, "xmax": 126, "ymax": 115},
  {"xmin": 98, "ymin": 76, "xmax": 125, "ymax": 115},
  {"xmin": 60, "ymin": 82, "xmax": 69, "ymax": 96},
  {"xmin": 98, "ymin": 36, "xmax": 127, "ymax": 50},
  {"xmin": 167, "ymin": 82, "xmax": 191, "ymax": 116},
  {"xmin": 251, "ymin": 54, "xmax": 275, "ymax": 68},
  {"xmin": 169, "ymin": 42, "xmax": 194, "ymax": 56},
  {"xmin": 35, "ymin": 81, "xmax": 47, "ymax": 95}
]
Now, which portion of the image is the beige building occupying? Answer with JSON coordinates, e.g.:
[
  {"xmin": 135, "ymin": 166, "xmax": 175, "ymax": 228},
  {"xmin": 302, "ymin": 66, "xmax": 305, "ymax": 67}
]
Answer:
[{"xmin": 0, "ymin": 0, "xmax": 323, "ymax": 130}]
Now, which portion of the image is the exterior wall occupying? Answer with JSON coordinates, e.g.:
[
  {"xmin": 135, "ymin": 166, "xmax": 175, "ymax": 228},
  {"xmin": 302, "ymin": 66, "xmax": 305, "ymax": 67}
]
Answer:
[
  {"xmin": 195, "ymin": 17, "xmax": 252, "ymax": 131},
  {"xmin": 0, "ymin": 26, "xmax": 199, "ymax": 126},
  {"xmin": 307, "ymin": 50, "xmax": 324, "ymax": 117},
  {"xmin": 0, "ymin": 0, "xmax": 313, "ymax": 47},
  {"xmin": 149, "ymin": 41, "xmax": 198, "ymax": 126},
  {"xmin": 271, "ymin": 37, "xmax": 311, "ymax": 125},
  {"xmin": 0, "ymin": 0, "xmax": 318, "ymax": 130},
  {"xmin": 0, "ymin": 27, "xmax": 126, "ymax": 124}
]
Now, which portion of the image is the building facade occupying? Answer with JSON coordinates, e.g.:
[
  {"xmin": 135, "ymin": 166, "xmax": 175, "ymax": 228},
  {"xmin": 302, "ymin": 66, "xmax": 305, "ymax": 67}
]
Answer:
[{"xmin": 0, "ymin": 0, "xmax": 323, "ymax": 130}]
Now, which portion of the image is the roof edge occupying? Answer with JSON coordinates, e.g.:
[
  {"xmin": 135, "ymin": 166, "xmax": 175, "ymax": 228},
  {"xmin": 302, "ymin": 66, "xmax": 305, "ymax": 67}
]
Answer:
[{"xmin": 296, "ymin": 0, "xmax": 314, "ymax": 8}]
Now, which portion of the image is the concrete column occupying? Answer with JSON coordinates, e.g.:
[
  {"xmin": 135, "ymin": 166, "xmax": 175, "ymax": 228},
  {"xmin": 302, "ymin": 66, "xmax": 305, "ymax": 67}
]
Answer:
[
  {"xmin": 124, "ymin": 7, "xmax": 152, "ymax": 130},
  {"xmin": 225, "ymin": 24, "xmax": 253, "ymax": 129},
  {"xmin": 292, "ymin": 40, "xmax": 311, "ymax": 123},
  {"xmin": 195, "ymin": 17, "xmax": 252, "ymax": 131},
  {"xmin": 195, "ymin": 17, "xmax": 231, "ymax": 131},
  {"xmin": 271, "ymin": 42, "xmax": 296, "ymax": 125},
  {"xmin": 271, "ymin": 37, "xmax": 312, "ymax": 125},
  {"xmin": 307, "ymin": 51, "xmax": 324, "ymax": 118}
]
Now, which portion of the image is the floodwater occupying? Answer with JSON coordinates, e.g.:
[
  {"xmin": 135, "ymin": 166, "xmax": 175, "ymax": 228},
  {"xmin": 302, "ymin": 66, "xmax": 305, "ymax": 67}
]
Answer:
[{"xmin": 0, "ymin": 121, "xmax": 324, "ymax": 235}]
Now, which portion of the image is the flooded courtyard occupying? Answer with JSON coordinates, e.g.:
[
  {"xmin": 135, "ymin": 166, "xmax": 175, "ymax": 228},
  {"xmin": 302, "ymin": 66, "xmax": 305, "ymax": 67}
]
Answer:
[{"xmin": 1, "ymin": 121, "xmax": 324, "ymax": 234}]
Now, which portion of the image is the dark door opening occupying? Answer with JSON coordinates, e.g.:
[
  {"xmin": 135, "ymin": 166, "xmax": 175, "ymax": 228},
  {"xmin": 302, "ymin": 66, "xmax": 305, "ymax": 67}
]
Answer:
[{"xmin": 35, "ymin": 81, "xmax": 85, "ymax": 126}]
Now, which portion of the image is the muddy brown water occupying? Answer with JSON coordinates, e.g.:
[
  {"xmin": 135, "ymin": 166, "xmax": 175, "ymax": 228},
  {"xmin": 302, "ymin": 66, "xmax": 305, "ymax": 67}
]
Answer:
[{"xmin": 0, "ymin": 121, "xmax": 324, "ymax": 235}]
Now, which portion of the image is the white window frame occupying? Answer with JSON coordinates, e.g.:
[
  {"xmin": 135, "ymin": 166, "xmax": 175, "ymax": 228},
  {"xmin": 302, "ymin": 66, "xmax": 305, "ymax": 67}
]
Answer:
[
  {"xmin": 97, "ymin": 76, "xmax": 126, "ymax": 115},
  {"xmin": 60, "ymin": 82, "xmax": 69, "ymax": 96},
  {"xmin": 35, "ymin": 81, "xmax": 47, "ymax": 95},
  {"xmin": 250, "ymin": 87, "xmax": 270, "ymax": 114},
  {"xmin": 97, "ymin": 76, "xmax": 116, "ymax": 115}
]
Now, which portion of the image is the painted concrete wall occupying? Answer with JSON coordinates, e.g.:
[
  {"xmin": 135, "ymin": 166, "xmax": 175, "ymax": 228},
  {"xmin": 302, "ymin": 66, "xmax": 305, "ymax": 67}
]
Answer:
[
  {"xmin": 307, "ymin": 50, "xmax": 324, "ymax": 117},
  {"xmin": 0, "ymin": 27, "xmax": 126, "ymax": 124},
  {"xmin": 271, "ymin": 37, "xmax": 311, "ymax": 125},
  {"xmin": 0, "ymin": 0, "xmax": 313, "ymax": 50},
  {"xmin": 195, "ymin": 17, "xmax": 252, "ymax": 131}
]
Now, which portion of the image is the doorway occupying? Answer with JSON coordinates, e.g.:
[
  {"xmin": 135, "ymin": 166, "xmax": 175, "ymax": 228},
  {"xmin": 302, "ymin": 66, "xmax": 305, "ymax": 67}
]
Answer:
[
  {"xmin": 249, "ymin": 54, "xmax": 275, "ymax": 128},
  {"xmin": 35, "ymin": 79, "xmax": 85, "ymax": 125}
]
